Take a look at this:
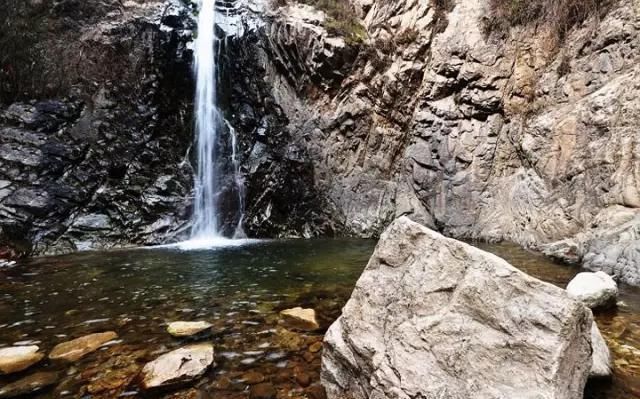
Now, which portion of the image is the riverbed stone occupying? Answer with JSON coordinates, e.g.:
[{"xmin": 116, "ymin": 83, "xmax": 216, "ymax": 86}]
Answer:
[
  {"xmin": 567, "ymin": 271, "xmax": 618, "ymax": 309},
  {"xmin": 280, "ymin": 307, "xmax": 319, "ymax": 331},
  {"xmin": 49, "ymin": 331, "xmax": 118, "ymax": 362},
  {"xmin": 242, "ymin": 370, "xmax": 266, "ymax": 384},
  {"xmin": 167, "ymin": 321, "xmax": 213, "ymax": 337},
  {"xmin": 139, "ymin": 343, "xmax": 214, "ymax": 390},
  {"xmin": 0, "ymin": 371, "xmax": 58, "ymax": 398},
  {"xmin": 590, "ymin": 322, "xmax": 612, "ymax": 379},
  {"xmin": 250, "ymin": 382, "xmax": 276, "ymax": 399},
  {"xmin": 0, "ymin": 346, "xmax": 44, "ymax": 374},
  {"xmin": 322, "ymin": 217, "xmax": 593, "ymax": 399},
  {"xmin": 308, "ymin": 342, "xmax": 322, "ymax": 353}
]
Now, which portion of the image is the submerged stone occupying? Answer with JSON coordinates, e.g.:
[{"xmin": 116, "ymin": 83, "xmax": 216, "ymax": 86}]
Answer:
[
  {"xmin": 0, "ymin": 346, "xmax": 44, "ymax": 374},
  {"xmin": 0, "ymin": 371, "xmax": 58, "ymax": 398},
  {"xmin": 567, "ymin": 271, "xmax": 618, "ymax": 309},
  {"xmin": 322, "ymin": 217, "xmax": 593, "ymax": 399},
  {"xmin": 242, "ymin": 370, "xmax": 266, "ymax": 384},
  {"xmin": 280, "ymin": 307, "xmax": 319, "ymax": 331},
  {"xmin": 49, "ymin": 331, "xmax": 118, "ymax": 362},
  {"xmin": 139, "ymin": 343, "xmax": 214, "ymax": 390},
  {"xmin": 167, "ymin": 321, "xmax": 213, "ymax": 337},
  {"xmin": 250, "ymin": 382, "xmax": 276, "ymax": 399}
]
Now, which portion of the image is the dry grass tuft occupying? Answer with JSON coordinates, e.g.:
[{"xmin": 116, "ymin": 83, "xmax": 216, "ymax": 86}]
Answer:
[
  {"xmin": 283, "ymin": 0, "xmax": 367, "ymax": 44},
  {"xmin": 483, "ymin": 0, "xmax": 616, "ymax": 43}
]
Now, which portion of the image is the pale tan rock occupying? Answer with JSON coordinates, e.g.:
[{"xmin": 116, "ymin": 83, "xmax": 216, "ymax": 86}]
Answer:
[
  {"xmin": 590, "ymin": 322, "xmax": 612, "ymax": 379},
  {"xmin": 140, "ymin": 343, "xmax": 214, "ymax": 390},
  {"xmin": 280, "ymin": 307, "xmax": 319, "ymax": 331},
  {"xmin": 322, "ymin": 217, "xmax": 593, "ymax": 399},
  {"xmin": 0, "ymin": 346, "xmax": 44, "ymax": 374},
  {"xmin": 0, "ymin": 371, "xmax": 58, "ymax": 397},
  {"xmin": 49, "ymin": 331, "xmax": 118, "ymax": 362},
  {"xmin": 260, "ymin": 0, "xmax": 640, "ymax": 286},
  {"xmin": 167, "ymin": 321, "xmax": 212, "ymax": 337}
]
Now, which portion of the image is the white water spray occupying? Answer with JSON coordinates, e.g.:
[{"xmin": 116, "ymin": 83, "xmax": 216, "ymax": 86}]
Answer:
[
  {"xmin": 185, "ymin": 0, "xmax": 248, "ymax": 248},
  {"xmin": 192, "ymin": 0, "xmax": 220, "ymax": 239}
]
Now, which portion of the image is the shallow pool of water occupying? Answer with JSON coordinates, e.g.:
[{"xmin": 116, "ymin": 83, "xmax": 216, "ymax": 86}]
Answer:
[{"xmin": 0, "ymin": 239, "xmax": 638, "ymax": 398}]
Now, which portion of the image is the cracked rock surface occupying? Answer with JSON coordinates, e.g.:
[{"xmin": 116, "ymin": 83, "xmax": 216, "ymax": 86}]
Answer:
[
  {"xmin": 227, "ymin": 0, "xmax": 640, "ymax": 284},
  {"xmin": 321, "ymin": 216, "xmax": 593, "ymax": 399}
]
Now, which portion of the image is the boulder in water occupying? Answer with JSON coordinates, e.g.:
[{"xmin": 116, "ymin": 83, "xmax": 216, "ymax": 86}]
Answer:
[
  {"xmin": 167, "ymin": 321, "xmax": 213, "ymax": 337},
  {"xmin": 567, "ymin": 271, "xmax": 618, "ymax": 309},
  {"xmin": 0, "ymin": 346, "xmax": 44, "ymax": 374},
  {"xmin": 0, "ymin": 371, "xmax": 58, "ymax": 398},
  {"xmin": 49, "ymin": 331, "xmax": 118, "ymax": 362},
  {"xmin": 590, "ymin": 322, "xmax": 612, "ymax": 379},
  {"xmin": 280, "ymin": 307, "xmax": 319, "ymax": 331},
  {"xmin": 139, "ymin": 343, "xmax": 214, "ymax": 390},
  {"xmin": 322, "ymin": 217, "xmax": 593, "ymax": 399}
]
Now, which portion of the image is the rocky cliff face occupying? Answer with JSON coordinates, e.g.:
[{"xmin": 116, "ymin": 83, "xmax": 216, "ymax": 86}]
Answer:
[
  {"xmin": 0, "ymin": 0, "xmax": 196, "ymax": 256},
  {"xmin": 2, "ymin": 0, "xmax": 639, "ymax": 285},
  {"xmin": 229, "ymin": 0, "xmax": 640, "ymax": 284}
]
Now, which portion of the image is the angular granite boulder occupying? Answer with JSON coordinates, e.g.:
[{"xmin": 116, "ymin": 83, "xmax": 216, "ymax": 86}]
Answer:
[{"xmin": 322, "ymin": 217, "xmax": 593, "ymax": 399}]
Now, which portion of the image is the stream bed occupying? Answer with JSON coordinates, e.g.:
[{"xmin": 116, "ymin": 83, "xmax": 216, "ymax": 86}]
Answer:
[{"xmin": 0, "ymin": 239, "xmax": 638, "ymax": 398}]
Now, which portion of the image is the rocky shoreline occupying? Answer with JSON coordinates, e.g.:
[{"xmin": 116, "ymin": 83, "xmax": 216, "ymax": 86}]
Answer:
[{"xmin": 1, "ymin": 219, "xmax": 637, "ymax": 398}]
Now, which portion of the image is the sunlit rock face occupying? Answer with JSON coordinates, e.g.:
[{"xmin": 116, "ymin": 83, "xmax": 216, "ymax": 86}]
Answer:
[
  {"xmin": 228, "ymin": 0, "xmax": 640, "ymax": 283},
  {"xmin": 321, "ymin": 217, "xmax": 593, "ymax": 399}
]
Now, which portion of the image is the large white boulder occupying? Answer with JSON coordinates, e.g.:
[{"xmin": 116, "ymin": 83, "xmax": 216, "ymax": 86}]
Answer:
[
  {"xmin": 322, "ymin": 217, "xmax": 594, "ymax": 399},
  {"xmin": 566, "ymin": 271, "xmax": 618, "ymax": 309}
]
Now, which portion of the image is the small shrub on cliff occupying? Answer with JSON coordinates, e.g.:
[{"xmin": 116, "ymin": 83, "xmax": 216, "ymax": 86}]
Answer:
[
  {"xmin": 300, "ymin": 0, "xmax": 367, "ymax": 44},
  {"xmin": 483, "ymin": 0, "xmax": 615, "ymax": 42},
  {"xmin": 395, "ymin": 28, "xmax": 419, "ymax": 46}
]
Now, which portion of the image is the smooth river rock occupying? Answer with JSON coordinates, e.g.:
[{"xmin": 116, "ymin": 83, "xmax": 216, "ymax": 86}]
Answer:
[
  {"xmin": 280, "ymin": 307, "xmax": 319, "ymax": 331},
  {"xmin": 322, "ymin": 217, "xmax": 593, "ymax": 399},
  {"xmin": 140, "ymin": 343, "xmax": 214, "ymax": 390},
  {"xmin": 0, "ymin": 346, "xmax": 44, "ymax": 374},
  {"xmin": 567, "ymin": 271, "xmax": 618, "ymax": 309},
  {"xmin": 0, "ymin": 371, "xmax": 58, "ymax": 398},
  {"xmin": 167, "ymin": 321, "xmax": 213, "ymax": 337},
  {"xmin": 49, "ymin": 331, "xmax": 118, "ymax": 362},
  {"xmin": 590, "ymin": 323, "xmax": 613, "ymax": 379}
]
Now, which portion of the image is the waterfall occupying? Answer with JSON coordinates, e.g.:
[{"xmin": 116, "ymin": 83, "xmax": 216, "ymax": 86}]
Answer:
[
  {"xmin": 192, "ymin": 0, "xmax": 220, "ymax": 238},
  {"xmin": 189, "ymin": 0, "xmax": 246, "ymax": 243},
  {"xmin": 226, "ymin": 119, "xmax": 246, "ymax": 238}
]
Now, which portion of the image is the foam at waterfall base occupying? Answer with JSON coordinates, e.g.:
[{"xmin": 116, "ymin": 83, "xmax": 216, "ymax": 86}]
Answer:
[{"xmin": 171, "ymin": 236, "xmax": 260, "ymax": 250}]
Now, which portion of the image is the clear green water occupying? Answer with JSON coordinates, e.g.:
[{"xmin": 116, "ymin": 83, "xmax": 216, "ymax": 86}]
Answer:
[{"xmin": 0, "ymin": 240, "xmax": 637, "ymax": 398}]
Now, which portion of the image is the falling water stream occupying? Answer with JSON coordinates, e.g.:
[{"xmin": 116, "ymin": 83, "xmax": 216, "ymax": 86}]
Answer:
[
  {"xmin": 192, "ymin": 0, "xmax": 220, "ymax": 239},
  {"xmin": 189, "ymin": 0, "xmax": 245, "ymax": 245}
]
